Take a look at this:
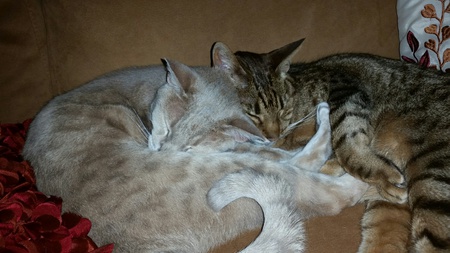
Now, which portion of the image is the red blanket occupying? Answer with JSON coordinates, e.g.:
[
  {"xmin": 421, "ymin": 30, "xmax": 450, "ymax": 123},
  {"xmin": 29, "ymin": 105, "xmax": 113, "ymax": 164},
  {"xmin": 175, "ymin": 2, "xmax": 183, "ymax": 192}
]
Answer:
[{"xmin": 0, "ymin": 120, "xmax": 114, "ymax": 253}]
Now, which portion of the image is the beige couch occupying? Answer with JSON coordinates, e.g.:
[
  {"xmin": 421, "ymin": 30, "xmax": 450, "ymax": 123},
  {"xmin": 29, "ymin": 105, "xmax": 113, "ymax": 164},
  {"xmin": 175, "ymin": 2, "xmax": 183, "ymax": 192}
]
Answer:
[{"xmin": 0, "ymin": 1, "xmax": 400, "ymax": 252}]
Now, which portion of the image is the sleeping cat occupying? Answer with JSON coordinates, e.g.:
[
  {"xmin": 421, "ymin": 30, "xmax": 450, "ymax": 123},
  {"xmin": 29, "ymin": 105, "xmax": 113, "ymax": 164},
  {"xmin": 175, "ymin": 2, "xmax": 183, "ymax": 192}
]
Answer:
[
  {"xmin": 213, "ymin": 40, "xmax": 450, "ymax": 252},
  {"xmin": 23, "ymin": 57, "xmax": 368, "ymax": 252}
]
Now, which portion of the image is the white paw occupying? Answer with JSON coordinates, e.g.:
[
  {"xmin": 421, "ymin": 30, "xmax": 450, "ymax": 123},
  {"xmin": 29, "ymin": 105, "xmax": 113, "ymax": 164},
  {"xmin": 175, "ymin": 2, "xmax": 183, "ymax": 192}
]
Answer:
[
  {"xmin": 339, "ymin": 173, "xmax": 370, "ymax": 201},
  {"xmin": 316, "ymin": 102, "xmax": 330, "ymax": 126}
]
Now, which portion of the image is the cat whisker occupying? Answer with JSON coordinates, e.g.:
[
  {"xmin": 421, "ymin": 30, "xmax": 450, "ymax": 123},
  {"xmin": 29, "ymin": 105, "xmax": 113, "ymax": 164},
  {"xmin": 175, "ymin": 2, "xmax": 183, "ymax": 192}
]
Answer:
[
  {"xmin": 129, "ymin": 108, "xmax": 150, "ymax": 142},
  {"xmin": 278, "ymin": 110, "xmax": 316, "ymax": 140}
]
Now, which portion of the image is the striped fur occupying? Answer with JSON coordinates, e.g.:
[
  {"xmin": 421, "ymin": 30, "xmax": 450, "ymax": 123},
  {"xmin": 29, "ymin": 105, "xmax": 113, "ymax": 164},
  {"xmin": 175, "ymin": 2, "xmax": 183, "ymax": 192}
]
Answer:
[
  {"xmin": 215, "ymin": 40, "xmax": 450, "ymax": 252},
  {"xmin": 214, "ymin": 41, "xmax": 301, "ymax": 140}
]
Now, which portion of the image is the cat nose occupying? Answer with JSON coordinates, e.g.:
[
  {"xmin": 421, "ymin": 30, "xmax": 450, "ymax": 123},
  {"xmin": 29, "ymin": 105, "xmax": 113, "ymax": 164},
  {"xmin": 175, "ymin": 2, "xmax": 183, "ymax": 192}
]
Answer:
[{"xmin": 263, "ymin": 123, "xmax": 280, "ymax": 140}]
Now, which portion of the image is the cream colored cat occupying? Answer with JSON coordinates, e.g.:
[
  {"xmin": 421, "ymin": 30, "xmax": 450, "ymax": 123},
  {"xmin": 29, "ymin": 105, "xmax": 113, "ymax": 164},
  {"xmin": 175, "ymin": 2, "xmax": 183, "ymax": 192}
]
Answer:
[{"xmin": 23, "ymin": 58, "xmax": 368, "ymax": 252}]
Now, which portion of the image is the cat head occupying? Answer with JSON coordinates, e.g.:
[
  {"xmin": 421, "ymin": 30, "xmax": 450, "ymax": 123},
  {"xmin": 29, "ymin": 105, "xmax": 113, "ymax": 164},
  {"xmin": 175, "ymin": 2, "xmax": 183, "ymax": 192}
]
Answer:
[
  {"xmin": 210, "ymin": 39, "xmax": 304, "ymax": 140},
  {"xmin": 148, "ymin": 59, "xmax": 269, "ymax": 152}
]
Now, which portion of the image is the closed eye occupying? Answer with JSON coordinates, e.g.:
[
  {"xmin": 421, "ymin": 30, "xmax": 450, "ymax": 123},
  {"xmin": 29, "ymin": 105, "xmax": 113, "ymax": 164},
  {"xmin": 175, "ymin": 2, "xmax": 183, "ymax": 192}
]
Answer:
[{"xmin": 278, "ymin": 108, "xmax": 293, "ymax": 121}]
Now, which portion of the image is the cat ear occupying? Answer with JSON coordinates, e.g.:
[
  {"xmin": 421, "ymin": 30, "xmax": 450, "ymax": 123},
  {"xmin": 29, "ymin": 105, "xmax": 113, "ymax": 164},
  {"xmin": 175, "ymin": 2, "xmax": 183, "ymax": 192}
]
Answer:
[
  {"xmin": 162, "ymin": 58, "xmax": 199, "ymax": 95},
  {"xmin": 268, "ymin": 38, "xmax": 304, "ymax": 75},
  {"xmin": 211, "ymin": 42, "xmax": 247, "ymax": 87},
  {"xmin": 224, "ymin": 117, "xmax": 270, "ymax": 144},
  {"xmin": 149, "ymin": 59, "xmax": 198, "ymax": 150}
]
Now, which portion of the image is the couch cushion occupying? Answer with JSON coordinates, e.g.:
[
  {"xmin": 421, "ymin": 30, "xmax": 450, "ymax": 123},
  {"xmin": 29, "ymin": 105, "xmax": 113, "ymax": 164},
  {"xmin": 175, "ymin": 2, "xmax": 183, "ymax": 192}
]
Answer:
[
  {"xmin": 42, "ymin": 0, "xmax": 399, "ymax": 102},
  {"xmin": 0, "ymin": 1, "xmax": 399, "ymax": 252},
  {"xmin": 1, "ymin": 0, "xmax": 399, "ymax": 121},
  {"xmin": 0, "ymin": 0, "xmax": 50, "ymax": 123}
]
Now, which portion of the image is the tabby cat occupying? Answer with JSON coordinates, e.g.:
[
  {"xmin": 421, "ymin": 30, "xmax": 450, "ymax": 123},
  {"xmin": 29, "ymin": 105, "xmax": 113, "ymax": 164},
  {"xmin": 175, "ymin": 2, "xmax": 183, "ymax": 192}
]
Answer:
[
  {"xmin": 213, "ymin": 40, "xmax": 450, "ymax": 252},
  {"xmin": 23, "ymin": 56, "xmax": 368, "ymax": 252}
]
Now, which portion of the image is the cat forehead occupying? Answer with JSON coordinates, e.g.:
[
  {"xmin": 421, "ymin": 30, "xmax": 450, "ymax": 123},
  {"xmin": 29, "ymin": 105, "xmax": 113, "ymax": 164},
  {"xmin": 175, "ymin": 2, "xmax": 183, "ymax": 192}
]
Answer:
[
  {"xmin": 235, "ymin": 51, "xmax": 272, "ymax": 71},
  {"xmin": 164, "ymin": 69, "xmax": 247, "ymax": 141}
]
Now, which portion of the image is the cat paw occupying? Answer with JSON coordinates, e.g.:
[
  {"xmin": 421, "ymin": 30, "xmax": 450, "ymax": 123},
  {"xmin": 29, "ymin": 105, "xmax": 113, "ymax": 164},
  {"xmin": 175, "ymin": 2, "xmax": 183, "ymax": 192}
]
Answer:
[
  {"xmin": 363, "ymin": 165, "xmax": 407, "ymax": 204},
  {"xmin": 373, "ymin": 159, "xmax": 407, "ymax": 203},
  {"xmin": 315, "ymin": 102, "xmax": 330, "ymax": 127},
  {"xmin": 338, "ymin": 148, "xmax": 408, "ymax": 204},
  {"xmin": 339, "ymin": 173, "xmax": 370, "ymax": 202},
  {"xmin": 377, "ymin": 178, "xmax": 407, "ymax": 204},
  {"xmin": 319, "ymin": 173, "xmax": 369, "ymax": 215}
]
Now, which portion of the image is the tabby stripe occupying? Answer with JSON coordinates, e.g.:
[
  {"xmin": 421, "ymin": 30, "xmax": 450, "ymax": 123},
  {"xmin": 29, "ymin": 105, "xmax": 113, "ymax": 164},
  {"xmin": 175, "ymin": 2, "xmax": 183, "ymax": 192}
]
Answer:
[
  {"xmin": 361, "ymin": 218, "xmax": 410, "ymax": 230},
  {"xmin": 329, "ymin": 104, "xmax": 340, "ymax": 114},
  {"xmin": 350, "ymin": 95, "xmax": 370, "ymax": 109},
  {"xmin": 343, "ymin": 154, "xmax": 351, "ymax": 164},
  {"xmin": 329, "ymin": 99, "xmax": 347, "ymax": 114},
  {"xmin": 412, "ymin": 198, "xmax": 450, "ymax": 216},
  {"xmin": 409, "ymin": 173, "xmax": 450, "ymax": 189},
  {"xmin": 424, "ymin": 119, "xmax": 443, "ymax": 133},
  {"xmin": 408, "ymin": 85, "xmax": 420, "ymax": 97},
  {"xmin": 356, "ymin": 166, "xmax": 372, "ymax": 180},
  {"xmin": 329, "ymin": 85, "xmax": 358, "ymax": 94},
  {"xmin": 256, "ymin": 88, "xmax": 269, "ymax": 108},
  {"xmin": 331, "ymin": 127, "xmax": 367, "ymax": 149},
  {"xmin": 268, "ymin": 88, "xmax": 277, "ymax": 107},
  {"xmin": 375, "ymin": 153, "xmax": 401, "ymax": 173},
  {"xmin": 333, "ymin": 128, "xmax": 367, "ymax": 150},
  {"xmin": 424, "ymin": 157, "xmax": 450, "ymax": 170},
  {"xmin": 331, "ymin": 111, "xmax": 369, "ymax": 131},
  {"xmin": 253, "ymin": 102, "xmax": 261, "ymax": 114},
  {"xmin": 416, "ymin": 229, "xmax": 450, "ymax": 249},
  {"xmin": 351, "ymin": 128, "xmax": 367, "ymax": 138},
  {"xmin": 329, "ymin": 85, "xmax": 370, "ymax": 106},
  {"xmin": 329, "ymin": 98, "xmax": 348, "ymax": 110},
  {"xmin": 408, "ymin": 136, "xmax": 426, "ymax": 145},
  {"xmin": 432, "ymin": 86, "xmax": 450, "ymax": 100},
  {"xmin": 437, "ymin": 90, "xmax": 450, "ymax": 100},
  {"xmin": 329, "ymin": 89, "xmax": 358, "ymax": 104},
  {"xmin": 365, "ymin": 201, "xmax": 410, "ymax": 212},
  {"xmin": 334, "ymin": 134, "xmax": 347, "ymax": 150},
  {"xmin": 279, "ymin": 94, "xmax": 284, "ymax": 108},
  {"xmin": 355, "ymin": 92, "xmax": 371, "ymax": 108},
  {"xmin": 408, "ymin": 141, "xmax": 449, "ymax": 165}
]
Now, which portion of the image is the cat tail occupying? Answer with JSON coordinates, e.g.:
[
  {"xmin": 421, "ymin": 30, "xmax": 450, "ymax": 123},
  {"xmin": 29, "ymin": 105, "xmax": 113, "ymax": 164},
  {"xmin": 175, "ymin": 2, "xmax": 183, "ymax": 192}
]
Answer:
[{"xmin": 207, "ymin": 168, "xmax": 305, "ymax": 253}]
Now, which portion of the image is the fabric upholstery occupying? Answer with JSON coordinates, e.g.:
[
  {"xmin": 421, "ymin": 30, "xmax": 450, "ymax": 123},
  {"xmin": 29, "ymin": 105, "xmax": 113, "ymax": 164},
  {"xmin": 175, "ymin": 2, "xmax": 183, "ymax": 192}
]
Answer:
[
  {"xmin": 398, "ymin": 0, "xmax": 450, "ymax": 72},
  {"xmin": 1, "ymin": 0, "xmax": 399, "ymax": 123},
  {"xmin": 0, "ymin": 1, "xmax": 399, "ymax": 252}
]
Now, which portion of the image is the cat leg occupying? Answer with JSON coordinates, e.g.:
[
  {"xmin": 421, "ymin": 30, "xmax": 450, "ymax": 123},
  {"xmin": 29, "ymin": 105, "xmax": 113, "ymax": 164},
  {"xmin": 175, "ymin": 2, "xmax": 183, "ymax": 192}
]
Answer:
[
  {"xmin": 287, "ymin": 102, "xmax": 333, "ymax": 171},
  {"xmin": 207, "ymin": 165, "xmax": 368, "ymax": 251},
  {"xmin": 330, "ymin": 95, "xmax": 407, "ymax": 204},
  {"xmin": 358, "ymin": 200, "xmax": 411, "ymax": 253},
  {"xmin": 407, "ymin": 151, "xmax": 450, "ymax": 252},
  {"xmin": 207, "ymin": 168, "xmax": 305, "ymax": 253},
  {"xmin": 207, "ymin": 170, "xmax": 366, "ymax": 251},
  {"xmin": 294, "ymin": 172, "xmax": 369, "ymax": 217}
]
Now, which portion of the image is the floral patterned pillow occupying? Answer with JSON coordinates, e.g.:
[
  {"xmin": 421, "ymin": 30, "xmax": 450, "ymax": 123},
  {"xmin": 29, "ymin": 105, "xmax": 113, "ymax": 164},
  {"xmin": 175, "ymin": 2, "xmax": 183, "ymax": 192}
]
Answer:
[{"xmin": 398, "ymin": 0, "xmax": 450, "ymax": 72}]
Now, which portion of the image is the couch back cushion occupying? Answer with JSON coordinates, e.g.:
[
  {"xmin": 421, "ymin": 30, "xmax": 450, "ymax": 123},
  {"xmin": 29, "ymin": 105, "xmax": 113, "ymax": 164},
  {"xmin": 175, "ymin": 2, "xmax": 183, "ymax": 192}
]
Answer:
[
  {"xmin": 0, "ymin": 0, "xmax": 50, "ymax": 122},
  {"xmin": 1, "ymin": 0, "xmax": 399, "ymax": 122}
]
